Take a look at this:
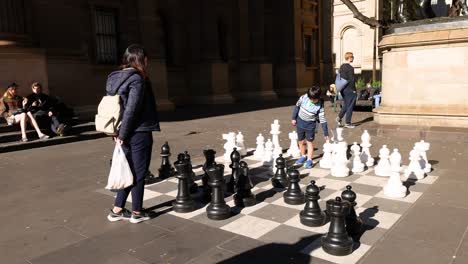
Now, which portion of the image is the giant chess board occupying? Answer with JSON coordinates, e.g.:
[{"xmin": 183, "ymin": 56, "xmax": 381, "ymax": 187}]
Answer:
[{"xmin": 96, "ymin": 149, "xmax": 438, "ymax": 264}]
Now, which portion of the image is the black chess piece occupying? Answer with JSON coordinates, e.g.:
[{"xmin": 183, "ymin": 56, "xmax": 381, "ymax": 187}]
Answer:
[
  {"xmin": 206, "ymin": 163, "xmax": 231, "ymax": 220},
  {"xmin": 321, "ymin": 197, "xmax": 354, "ymax": 256},
  {"xmin": 226, "ymin": 148, "xmax": 241, "ymax": 194},
  {"xmin": 283, "ymin": 168, "xmax": 305, "ymax": 205},
  {"xmin": 300, "ymin": 180, "xmax": 328, "ymax": 227},
  {"xmin": 202, "ymin": 149, "xmax": 216, "ymax": 201},
  {"xmin": 341, "ymin": 185, "xmax": 363, "ymax": 237},
  {"xmin": 234, "ymin": 161, "xmax": 256, "ymax": 207},
  {"xmin": 172, "ymin": 158, "xmax": 195, "ymax": 213},
  {"xmin": 183, "ymin": 151, "xmax": 198, "ymax": 194},
  {"xmin": 271, "ymin": 154, "xmax": 288, "ymax": 188},
  {"xmin": 158, "ymin": 142, "xmax": 175, "ymax": 179}
]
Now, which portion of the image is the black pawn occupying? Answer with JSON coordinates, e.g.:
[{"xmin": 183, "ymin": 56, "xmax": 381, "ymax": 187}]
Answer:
[
  {"xmin": 300, "ymin": 180, "xmax": 328, "ymax": 227},
  {"xmin": 234, "ymin": 161, "xmax": 256, "ymax": 207},
  {"xmin": 183, "ymin": 151, "xmax": 198, "ymax": 194},
  {"xmin": 272, "ymin": 154, "xmax": 288, "ymax": 188},
  {"xmin": 172, "ymin": 159, "xmax": 195, "ymax": 213},
  {"xmin": 206, "ymin": 163, "xmax": 231, "ymax": 220},
  {"xmin": 341, "ymin": 185, "xmax": 363, "ymax": 237},
  {"xmin": 283, "ymin": 168, "xmax": 305, "ymax": 205},
  {"xmin": 158, "ymin": 142, "xmax": 175, "ymax": 179},
  {"xmin": 321, "ymin": 197, "xmax": 354, "ymax": 256},
  {"xmin": 202, "ymin": 149, "xmax": 216, "ymax": 201},
  {"xmin": 226, "ymin": 148, "xmax": 241, "ymax": 194}
]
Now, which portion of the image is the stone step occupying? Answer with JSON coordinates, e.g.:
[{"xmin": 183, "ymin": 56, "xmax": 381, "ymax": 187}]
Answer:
[
  {"xmin": 0, "ymin": 122, "xmax": 96, "ymax": 144},
  {"xmin": 0, "ymin": 130, "xmax": 107, "ymax": 153},
  {"xmin": 0, "ymin": 116, "xmax": 81, "ymax": 134}
]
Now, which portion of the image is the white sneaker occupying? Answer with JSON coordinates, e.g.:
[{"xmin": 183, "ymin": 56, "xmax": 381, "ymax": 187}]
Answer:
[{"xmin": 130, "ymin": 211, "xmax": 151, "ymax": 224}]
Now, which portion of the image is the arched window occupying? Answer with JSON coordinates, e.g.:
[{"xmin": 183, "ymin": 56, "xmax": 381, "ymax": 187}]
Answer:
[
  {"xmin": 0, "ymin": 0, "xmax": 26, "ymax": 34},
  {"xmin": 340, "ymin": 25, "xmax": 362, "ymax": 68},
  {"xmin": 217, "ymin": 18, "xmax": 228, "ymax": 62}
]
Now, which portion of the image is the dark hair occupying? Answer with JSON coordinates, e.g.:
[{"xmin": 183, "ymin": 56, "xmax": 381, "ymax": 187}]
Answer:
[
  {"xmin": 120, "ymin": 44, "xmax": 148, "ymax": 78},
  {"xmin": 8, "ymin": 82, "xmax": 18, "ymax": 89},
  {"xmin": 307, "ymin": 85, "xmax": 321, "ymax": 100}
]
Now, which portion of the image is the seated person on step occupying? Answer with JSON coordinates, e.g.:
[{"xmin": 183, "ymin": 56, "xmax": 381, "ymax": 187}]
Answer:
[
  {"xmin": 25, "ymin": 82, "xmax": 68, "ymax": 136},
  {"xmin": 0, "ymin": 83, "xmax": 50, "ymax": 142}
]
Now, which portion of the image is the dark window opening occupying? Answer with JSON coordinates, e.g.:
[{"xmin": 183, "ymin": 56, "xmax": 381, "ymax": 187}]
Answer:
[
  {"xmin": 94, "ymin": 8, "xmax": 118, "ymax": 64},
  {"xmin": 217, "ymin": 18, "xmax": 228, "ymax": 62}
]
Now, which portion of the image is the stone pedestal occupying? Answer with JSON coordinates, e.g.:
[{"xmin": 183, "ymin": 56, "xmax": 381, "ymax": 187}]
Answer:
[{"xmin": 375, "ymin": 18, "xmax": 468, "ymax": 128}]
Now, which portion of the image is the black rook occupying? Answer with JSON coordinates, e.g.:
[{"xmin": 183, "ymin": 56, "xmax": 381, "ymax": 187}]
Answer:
[{"xmin": 321, "ymin": 197, "xmax": 354, "ymax": 256}]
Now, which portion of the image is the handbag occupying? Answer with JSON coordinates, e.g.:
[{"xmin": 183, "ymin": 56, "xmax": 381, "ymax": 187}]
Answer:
[{"xmin": 335, "ymin": 71, "xmax": 348, "ymax": 93}]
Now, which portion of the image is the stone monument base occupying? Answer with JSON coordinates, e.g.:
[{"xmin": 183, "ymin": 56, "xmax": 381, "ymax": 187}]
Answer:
[{"xmin": 376, "ymin": 17, "xmax": 468, "ymax": 128}]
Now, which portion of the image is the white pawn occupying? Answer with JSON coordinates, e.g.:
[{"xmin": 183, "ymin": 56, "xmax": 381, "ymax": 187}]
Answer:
[
  {"xmin": 384, "ymin": 148, "xmax": 407, "ymax": 198},
  {"xmin": 253, "ymin": 133, "xmax": 265, "ymax": 160},
  {"xmin": 263, "ymin": 139, "xmax": 274, "ymax": 164},
  {"xmin": 360, "ymin": 130, "xmax": 374, "ymax": 167},
  {"xmin": 235, "ymin": 132, "xmax": 247, "ymax": 156},
  {"xmin": 336, "ymin": 127, "xmax": 344, "ymax": 142},
  {"xmin": 404, "ymin": 146, "xmax": 425, "ymax": 180},
  {"xmin": 375, "ymin": 145, "xmax": 391, "ymax": 177},
  {"xmin": 270, "ymin": 120, "xmax": 282, "ymax": 159},
  {"xmin": 416, "ymin": 140, "xmax": 431, "ymax": 173},
  {"xmin": 222, "ymin": 132, "xmax": 236, "ymax": 162},
  {"xmin": 351, "ymin": 142, "xmax": 365, "ymax": 173},
  {"xmin": 331, "ymin": 142, "xmax": 350, "ymax": 177},
  {"xmin": 319, "ymin": 140, "xmax": 333, "ymax": 169},
  {"xmin": 286, "ymin": 131, "xmax": 301, "ymax": 158}
]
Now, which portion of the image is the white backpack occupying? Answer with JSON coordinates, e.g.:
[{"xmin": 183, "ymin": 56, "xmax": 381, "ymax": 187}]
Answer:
[{"xmin": 95, "ymin": 94, "xmax": 122, "ymax": 136}]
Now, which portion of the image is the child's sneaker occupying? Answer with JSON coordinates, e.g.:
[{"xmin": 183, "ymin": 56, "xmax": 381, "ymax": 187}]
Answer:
[
  {"xmin": 295, "ymin": 156, "xmax": 307, "ymax": 165},
  {"xmin": 304, "ymin": 159, "xmax": 314, "ymax": 169},
  {"xmin": 107, "ymin": 208, "xmax": 131, "ymax": 222},
  {"xmin": 130, "ymin": 211, "xmax": 151, "ymax": 224}
]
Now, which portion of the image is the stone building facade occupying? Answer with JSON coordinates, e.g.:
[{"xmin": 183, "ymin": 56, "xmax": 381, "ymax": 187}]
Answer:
[{"xmin": 0, "ymin": 0, "xmax": 332, "ymax": 116}]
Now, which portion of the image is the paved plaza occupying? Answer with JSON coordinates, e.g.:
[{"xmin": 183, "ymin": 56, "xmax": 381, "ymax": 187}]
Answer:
[{"xmin": 1, "ymin": 102, "xmax": 468, "ymax": 264}]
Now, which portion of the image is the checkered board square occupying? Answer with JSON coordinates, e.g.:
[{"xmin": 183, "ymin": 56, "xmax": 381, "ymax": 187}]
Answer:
[{"xmin": 96, "ymin": 153, "xmax": 439, "ymax": 264}]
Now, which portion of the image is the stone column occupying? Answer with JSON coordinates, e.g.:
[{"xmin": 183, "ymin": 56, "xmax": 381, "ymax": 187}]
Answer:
[
  {"xmin": 137, "ymin": 0, "xmax": 174, "ymax": 111},
  {"xmin": 237, "ymin": 0, "xmax": 277, "ymax": 101},
  {"xmin": 274, "ymin": 0, "xmax": 306, "ymax": 97},
  {"xmin": 189, "ymin": 0, "xmax": 233, "ymax": 104}
]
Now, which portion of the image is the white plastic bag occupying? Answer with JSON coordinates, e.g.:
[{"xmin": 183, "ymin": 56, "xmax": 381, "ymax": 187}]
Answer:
[{"xmin": 105, "ymin": 143, "xmax": 134, "ymax": 190}]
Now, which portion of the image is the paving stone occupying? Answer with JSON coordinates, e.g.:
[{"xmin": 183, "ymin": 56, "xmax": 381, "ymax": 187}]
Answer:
[
  {"xmin": 185, "ymin": 247, "xmax": 237, "ymax": 264},
  {"xmin": 129, "ymin": 222, "xmax": 235, "ymax": 264},
  {"xmin": 258, "ymin": 225, "xmax": 320, "ymax": 251},
  {"xmin": 217, "ymin": 235, "xmax": 266, "ymax": 254},
  {"xmin": 249, "ymin": 204, "xmax": 301, "ymax": 223},
  {"xmin": 362, "ymin": 197, "xmax": 413, "ymax": 215}
]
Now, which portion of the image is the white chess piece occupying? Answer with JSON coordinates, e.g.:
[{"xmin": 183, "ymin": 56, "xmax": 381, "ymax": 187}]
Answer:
[
  {"xmin": 286, "ymin": 131, "xmax": 301, "ymax": 158},
  {"xmin": 270, "ymin": 120, "xmax": 283, "ymax": 159},
  {"xmin": 375, "ymin": 145, "xmax": 391, "ymax": 177},
  {"xmin": 235, "ymin": 132, "xmax": 247, "ymax": 156},
  {"xmin": 331, "ymin": 141, "xmax": 350, "ymax": 177},
  {"xmin": 336, "ymin": 127, "xmax": 344, "ymax": 142},
  {"xmin": 253, "ymin": 133, "xmax": 265, "ymax": 160},
  {"xmin": 263, "ymin": 138, "xmax": 274, "ymax": 164},
  {"xmin": 360, "ymin": 130, "xmax": 375, "ymax": 167},
  {"xmin": 416, "ymin": 140, "xmax": 431, "ymax": 173},
  {"xmin": 351, "ymin": 142, "xmax": 365, "ymax": 173},
  {"xmin": 222, "ymin": 132, "xmax": 236, "ymax": 162},
  {"xmin": 384, "ymin": 148, "xmax": 407, "ymax": 198},
  {"xmin": 404, "ymin": 146, "xmax": 425, "ymax": 180},
  {"xmin": 319, "ymin": 140, "xmax": 333, "ymax": 169}
]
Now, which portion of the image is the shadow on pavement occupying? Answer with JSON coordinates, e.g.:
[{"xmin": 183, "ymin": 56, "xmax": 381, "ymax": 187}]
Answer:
[{"xmin": 218, "ymin": 234, "xmax": 321, "ymax": 264}]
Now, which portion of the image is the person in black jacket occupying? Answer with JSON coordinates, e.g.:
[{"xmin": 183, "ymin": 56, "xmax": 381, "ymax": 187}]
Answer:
[
  {"xmin": 106, "ymin": 44, "xmax": 160, "ymax": 224},
  {"xmin": 25, "ymin": 82, "xmax": 67, "ymax": 136},
  {"xmin": 336, "ymin": 52, "xmax": 357, "ymax": 128}
]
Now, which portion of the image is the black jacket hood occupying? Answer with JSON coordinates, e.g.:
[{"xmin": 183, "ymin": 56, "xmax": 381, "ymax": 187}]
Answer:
[{"xmin": 105, "ymin": 69, "xmax": 139, "ymax": 95}]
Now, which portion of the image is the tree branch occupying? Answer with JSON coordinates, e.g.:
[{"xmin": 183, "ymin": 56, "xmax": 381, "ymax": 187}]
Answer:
[{"xmin": 340, "ymin": 0, "xmax": 387, "ymax": 28}]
